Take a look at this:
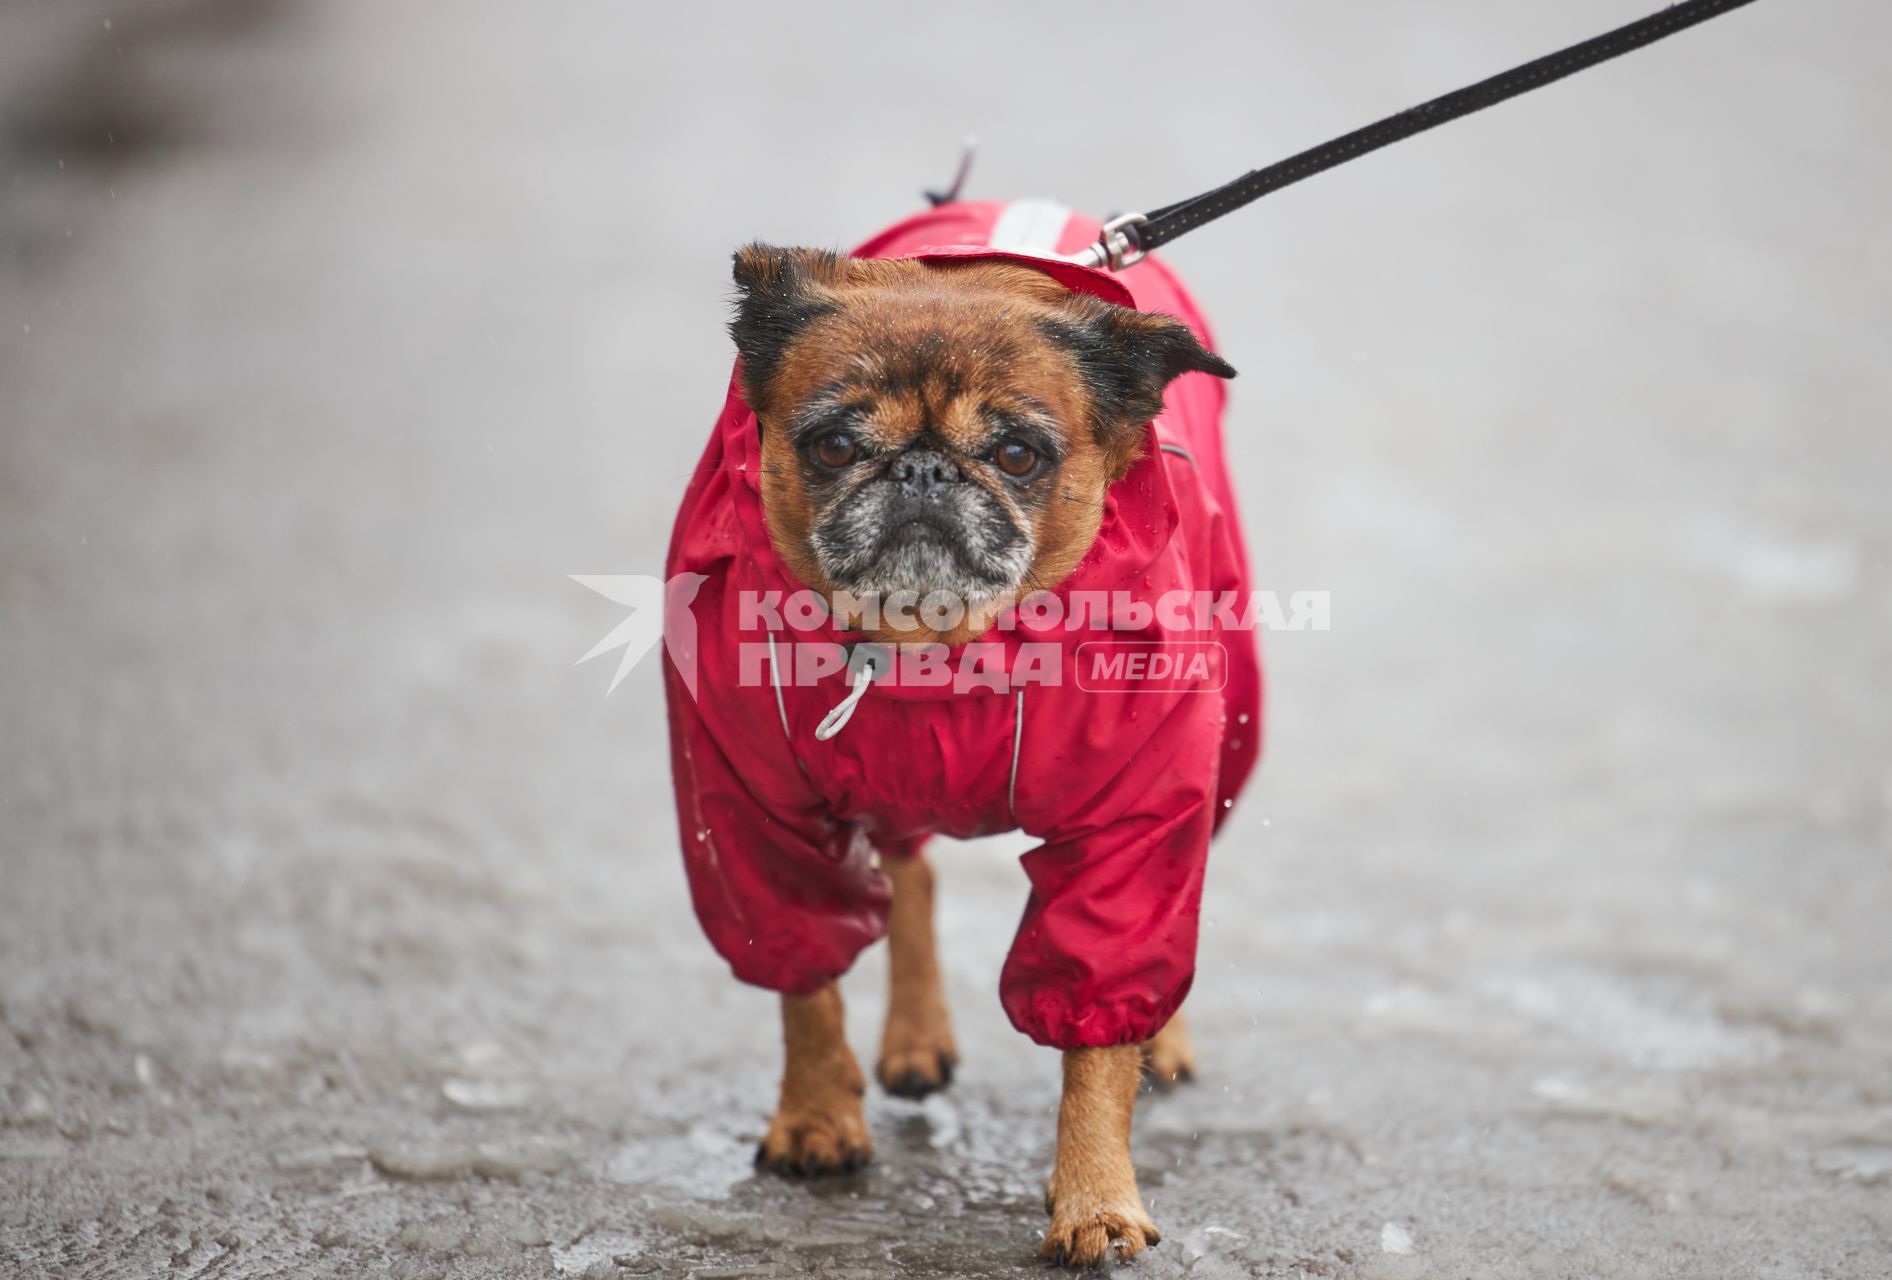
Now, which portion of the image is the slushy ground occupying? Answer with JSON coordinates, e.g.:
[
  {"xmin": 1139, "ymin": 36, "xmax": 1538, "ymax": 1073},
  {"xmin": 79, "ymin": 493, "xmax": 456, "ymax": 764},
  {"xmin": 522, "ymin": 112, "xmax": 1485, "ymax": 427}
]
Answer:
[{"xmin": 2, "ymin": 2, "xmax": 1889, "ymax": 1276}]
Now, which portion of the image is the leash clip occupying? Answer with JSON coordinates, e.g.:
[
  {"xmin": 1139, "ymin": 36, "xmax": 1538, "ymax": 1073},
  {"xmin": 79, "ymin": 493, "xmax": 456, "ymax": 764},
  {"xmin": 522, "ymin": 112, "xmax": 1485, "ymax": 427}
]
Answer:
[{"xmin": 1074, "ymin": 212, "xmax": 1148, "ymax": 272}]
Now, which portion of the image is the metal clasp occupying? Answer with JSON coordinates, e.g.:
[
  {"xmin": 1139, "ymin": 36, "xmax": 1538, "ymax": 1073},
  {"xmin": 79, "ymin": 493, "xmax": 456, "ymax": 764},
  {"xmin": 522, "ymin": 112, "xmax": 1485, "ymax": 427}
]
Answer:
[{"xmin": 1072, "ymin": 212, "xmax": 1149, "ymax": 272}]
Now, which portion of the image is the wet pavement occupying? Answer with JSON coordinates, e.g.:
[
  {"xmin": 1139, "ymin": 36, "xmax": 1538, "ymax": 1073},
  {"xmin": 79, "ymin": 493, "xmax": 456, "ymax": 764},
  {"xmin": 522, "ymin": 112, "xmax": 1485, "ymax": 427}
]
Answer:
[{"xmin": 3, "ymin": 2, "xmax": 1890, "ymax": 1276}]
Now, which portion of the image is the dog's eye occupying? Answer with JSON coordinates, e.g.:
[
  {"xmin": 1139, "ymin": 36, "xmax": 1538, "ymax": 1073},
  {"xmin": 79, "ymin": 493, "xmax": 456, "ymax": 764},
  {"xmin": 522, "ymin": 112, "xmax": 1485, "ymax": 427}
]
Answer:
[
  {"xmin": 812, "ymin": 432, "xmax": 859, "ymax": 469},
  {"xmin": 994, "ymin": 440, "xmax": 1039, "ymax": 478}
]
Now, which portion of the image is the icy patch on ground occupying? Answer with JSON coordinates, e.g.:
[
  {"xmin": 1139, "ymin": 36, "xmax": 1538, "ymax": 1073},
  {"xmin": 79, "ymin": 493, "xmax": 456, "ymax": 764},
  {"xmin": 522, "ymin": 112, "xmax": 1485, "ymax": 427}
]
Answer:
[
  {"xmin": 367, "ymin": 1137, "xmax": 573, "ymax": 1182},
  {"xmin": 606, "ymin": 1123, "xmax": 754, "ymax": 1201},
  {"xmin": 1489, "ymin": 968, "xmax": 1780, "ymax": 1070}
]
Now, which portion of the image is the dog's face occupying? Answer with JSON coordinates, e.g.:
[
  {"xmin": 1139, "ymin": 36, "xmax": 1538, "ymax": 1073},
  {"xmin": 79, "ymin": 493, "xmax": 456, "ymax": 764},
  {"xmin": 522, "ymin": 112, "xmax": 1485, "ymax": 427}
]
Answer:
[{"xmin": 729, "ymin": 246, "xmax": 1234, "ymax": 643}]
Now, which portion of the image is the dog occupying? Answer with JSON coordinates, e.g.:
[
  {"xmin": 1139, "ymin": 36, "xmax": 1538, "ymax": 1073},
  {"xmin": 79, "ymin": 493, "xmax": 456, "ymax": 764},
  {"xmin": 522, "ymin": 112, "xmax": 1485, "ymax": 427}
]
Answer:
[{"xmin": 662, "ymin": 198, "xmax": 1261, "ymax": 1267}]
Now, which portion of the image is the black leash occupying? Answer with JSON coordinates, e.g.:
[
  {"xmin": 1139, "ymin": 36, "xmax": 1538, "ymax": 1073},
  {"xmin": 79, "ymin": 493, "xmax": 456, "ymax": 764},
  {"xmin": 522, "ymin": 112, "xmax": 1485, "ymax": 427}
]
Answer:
[{"xmin": 1075, "ymin": 0, "xmax": 1763, "ymax": 270}]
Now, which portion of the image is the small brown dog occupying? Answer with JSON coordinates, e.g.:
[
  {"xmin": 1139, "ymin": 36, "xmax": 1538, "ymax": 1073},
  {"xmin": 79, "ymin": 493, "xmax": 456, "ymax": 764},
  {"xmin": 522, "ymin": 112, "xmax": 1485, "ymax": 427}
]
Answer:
[{"xmin": 664, "ymin": 200, "xmax": 1257, "ymax": 1267}]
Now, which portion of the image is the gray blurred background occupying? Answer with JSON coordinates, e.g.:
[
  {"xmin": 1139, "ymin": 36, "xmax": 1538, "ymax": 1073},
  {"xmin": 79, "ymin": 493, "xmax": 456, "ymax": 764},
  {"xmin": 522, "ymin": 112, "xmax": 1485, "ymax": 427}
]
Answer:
[{"xmin": 2, "ymin": 2, "xmax": 1888, "ymax": 1277}]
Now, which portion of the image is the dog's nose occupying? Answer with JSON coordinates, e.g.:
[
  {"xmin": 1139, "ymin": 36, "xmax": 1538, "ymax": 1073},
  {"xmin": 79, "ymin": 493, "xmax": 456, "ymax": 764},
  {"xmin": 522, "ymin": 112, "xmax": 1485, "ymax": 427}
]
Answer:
[{"xmin": 889, "ymin": 449, "xmax": 962, "ymax": 499}]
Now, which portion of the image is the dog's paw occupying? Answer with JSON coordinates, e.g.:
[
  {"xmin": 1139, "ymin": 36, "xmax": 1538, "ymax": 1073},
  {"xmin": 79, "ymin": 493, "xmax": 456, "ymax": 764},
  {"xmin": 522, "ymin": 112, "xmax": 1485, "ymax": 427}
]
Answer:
[
  {"xmin": 1140, "ymin": 1017, "xmax": 1197, "ymax": 1092},
  {"xmin": 876, "ymin": 1041, "xmax": 957, "ymax": 1100},
  {"xmin": 754, "ymin": 1101, "xmax": 873, "ymax": 1177},
  {"xmin": 1039, "ymin": 1201, "xmax": 1161, "ymax": 1269}
]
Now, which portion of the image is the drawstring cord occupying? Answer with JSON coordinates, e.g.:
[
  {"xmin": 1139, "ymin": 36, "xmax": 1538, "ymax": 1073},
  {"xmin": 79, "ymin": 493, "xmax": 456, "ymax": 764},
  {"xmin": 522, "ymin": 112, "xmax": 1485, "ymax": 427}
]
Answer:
[{"xmin": 815, "ymin": 655, "xmax": 879, "ymax": 741}]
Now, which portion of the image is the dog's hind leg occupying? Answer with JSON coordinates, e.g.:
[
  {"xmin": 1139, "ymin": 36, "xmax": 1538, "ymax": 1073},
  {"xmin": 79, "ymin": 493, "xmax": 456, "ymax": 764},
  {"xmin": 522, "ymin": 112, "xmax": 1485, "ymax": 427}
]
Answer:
[
  {"xmin": 1141, "ymin": 1009, "xmax": 1198, "ymax": 1090},
  {"xmin": 755, "ymin": 983, "xmax": 873, "ymax": 1176},
  {"xmin": 1041, "ymin": 1044, "xmax": 1161, "ymax": 1267},
  {"xmin": 876, "ymin": 850, "xmax": 959, "ymax": 1098}
]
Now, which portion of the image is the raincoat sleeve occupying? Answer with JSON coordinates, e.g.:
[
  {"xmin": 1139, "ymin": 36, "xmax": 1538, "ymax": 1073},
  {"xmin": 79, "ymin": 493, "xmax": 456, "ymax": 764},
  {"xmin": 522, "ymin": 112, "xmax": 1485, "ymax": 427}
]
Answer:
[
  {"xmin": 999, "ymin": 689, "xmax": 1223, "ymax": 1049},
  {"xmin": 665, "ymin": 658, "xmax": 891, "ymax": 996}
]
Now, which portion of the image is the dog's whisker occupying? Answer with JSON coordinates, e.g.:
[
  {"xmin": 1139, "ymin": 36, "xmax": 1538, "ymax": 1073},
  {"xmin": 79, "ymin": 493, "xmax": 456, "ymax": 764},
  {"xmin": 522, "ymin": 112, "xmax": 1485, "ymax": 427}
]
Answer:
[{"xmin": 665, "ymin": 464, "xmax": 784, "ymax": 485}]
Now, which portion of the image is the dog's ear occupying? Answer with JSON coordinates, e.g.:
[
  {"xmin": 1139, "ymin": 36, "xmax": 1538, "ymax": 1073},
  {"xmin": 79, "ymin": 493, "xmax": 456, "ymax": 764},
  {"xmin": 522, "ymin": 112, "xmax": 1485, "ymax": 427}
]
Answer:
[
  {"xmin": 729, "ymin": 244, "xmax": 845, "ymax": 411},
  {"xmin": 1042, "ymin": 298, "xmax": 1235, "ymax": 449}
]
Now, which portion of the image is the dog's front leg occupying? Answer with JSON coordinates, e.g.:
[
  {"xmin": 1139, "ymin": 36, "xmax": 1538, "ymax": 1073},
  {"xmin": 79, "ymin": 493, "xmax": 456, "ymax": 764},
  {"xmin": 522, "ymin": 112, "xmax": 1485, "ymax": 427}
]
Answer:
[
  {"xmin": 876, "ymin": 851, "xmax": 958, "ymax": 1098},
  {"xmin": 1041, "ymin": 1044, "xmax": 1160, "ymax": 1266},
  {"xmin": 754, "ymin": 983, "xmax": 872, "ymax": 1176}
]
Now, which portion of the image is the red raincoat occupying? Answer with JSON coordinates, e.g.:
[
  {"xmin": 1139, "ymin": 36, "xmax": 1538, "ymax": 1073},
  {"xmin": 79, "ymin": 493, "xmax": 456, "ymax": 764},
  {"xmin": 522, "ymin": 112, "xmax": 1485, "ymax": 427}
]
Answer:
[{"xmin": 663, "ymin": 201, "xmax": 1261, "ymax": 1049}]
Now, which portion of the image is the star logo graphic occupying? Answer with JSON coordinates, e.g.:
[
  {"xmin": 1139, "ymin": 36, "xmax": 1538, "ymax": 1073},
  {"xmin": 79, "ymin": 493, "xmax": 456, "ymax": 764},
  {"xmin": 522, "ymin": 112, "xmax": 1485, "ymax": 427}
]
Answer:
[{"xmin": 569, "ymin": 572, "xmax": 708, "ymax": 698}]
